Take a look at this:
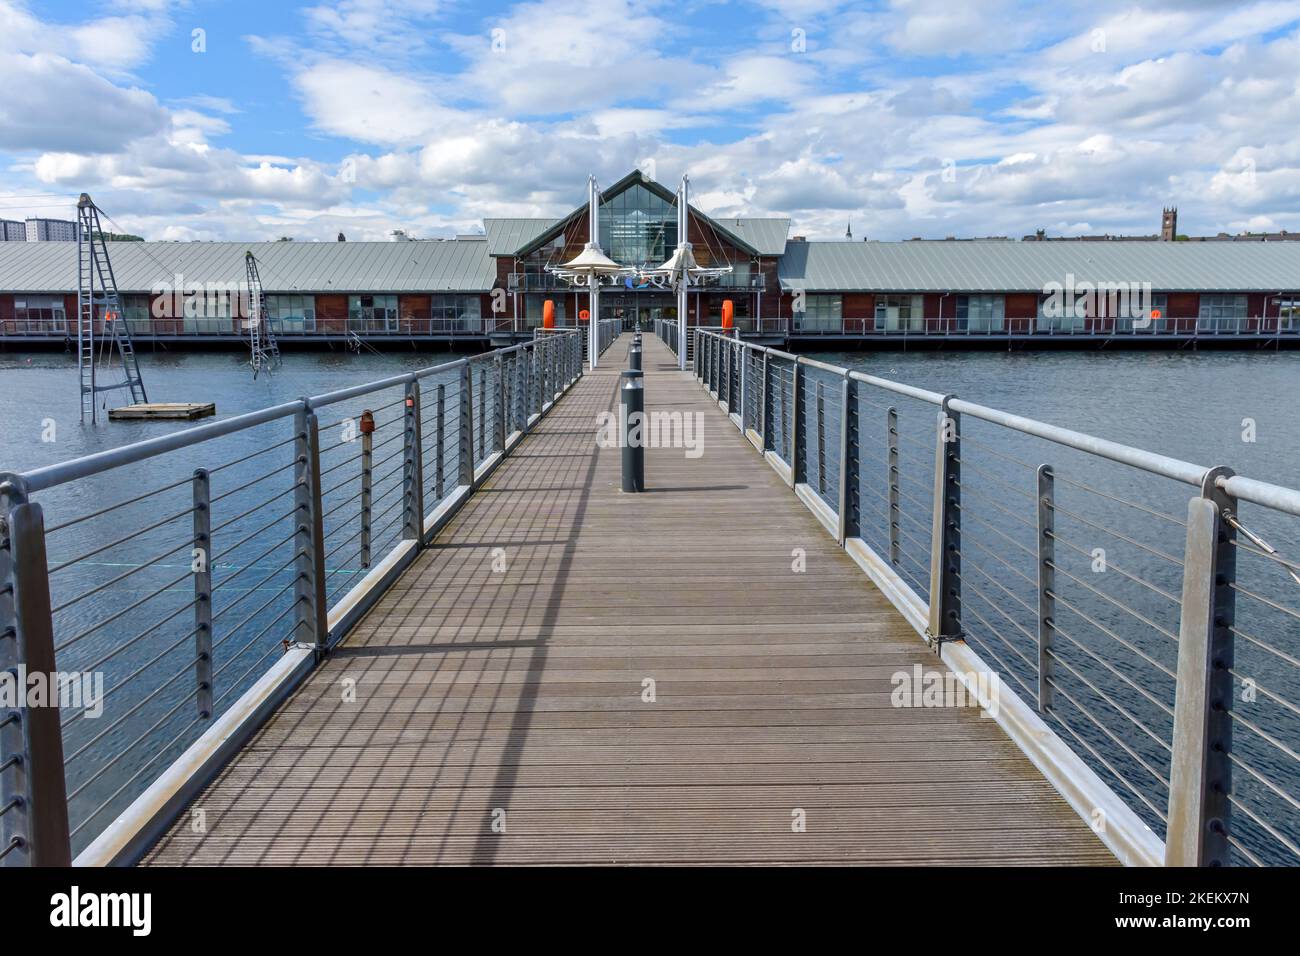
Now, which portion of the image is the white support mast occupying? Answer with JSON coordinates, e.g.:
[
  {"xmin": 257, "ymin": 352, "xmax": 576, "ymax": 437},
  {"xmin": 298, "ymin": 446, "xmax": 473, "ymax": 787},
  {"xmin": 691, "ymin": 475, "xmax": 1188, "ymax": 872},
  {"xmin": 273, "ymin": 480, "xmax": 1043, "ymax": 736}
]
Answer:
[
  {"xmin": 677, "ymin": 175, "xmax": 689, "ymax": 371},
  {"xmin": 588, "ymin": 175, "xmax": 600, "ymax": 369}
]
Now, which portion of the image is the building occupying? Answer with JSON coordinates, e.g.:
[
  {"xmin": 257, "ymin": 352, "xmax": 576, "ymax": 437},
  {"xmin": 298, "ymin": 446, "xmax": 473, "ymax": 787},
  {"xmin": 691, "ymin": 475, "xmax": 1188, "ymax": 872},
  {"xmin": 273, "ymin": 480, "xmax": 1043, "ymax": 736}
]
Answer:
[
  {"xmin": 1, "ymin": 169, "xmax": 1298, "ymax": 348},
  {"xmin": 0, "ymin": 220, "xmax": 26, "ymax": 242},
  {"xmin": 24, "ymin": 218, "xmax": 79, "ymax": 242}
]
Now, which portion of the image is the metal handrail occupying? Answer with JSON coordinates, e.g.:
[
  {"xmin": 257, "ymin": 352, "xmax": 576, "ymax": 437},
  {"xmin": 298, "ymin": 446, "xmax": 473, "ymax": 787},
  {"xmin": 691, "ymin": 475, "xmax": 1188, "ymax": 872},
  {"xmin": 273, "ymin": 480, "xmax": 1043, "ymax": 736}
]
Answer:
[
  {"xmin": 675, "ymin": 325, "xmax": 1300, "ymax": 867},
  {"xmin": 0, "ymin": 330, "xmax": 585, "ymax": 866}
]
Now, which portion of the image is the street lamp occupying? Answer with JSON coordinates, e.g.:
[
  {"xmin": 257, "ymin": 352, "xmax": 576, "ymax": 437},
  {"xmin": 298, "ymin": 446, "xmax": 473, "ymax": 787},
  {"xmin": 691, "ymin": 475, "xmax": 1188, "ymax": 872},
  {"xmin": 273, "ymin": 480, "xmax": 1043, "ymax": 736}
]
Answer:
[{"xmin": 551, "ymin": 176, "xmax": 627, "ymax": 369}]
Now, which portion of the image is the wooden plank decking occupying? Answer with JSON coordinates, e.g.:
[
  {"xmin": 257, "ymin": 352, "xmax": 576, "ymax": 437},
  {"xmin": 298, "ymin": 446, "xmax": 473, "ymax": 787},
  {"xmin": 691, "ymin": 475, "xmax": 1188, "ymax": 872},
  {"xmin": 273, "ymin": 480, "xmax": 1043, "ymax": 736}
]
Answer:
[{"xmin": 143, "ymin": 334, "xmax": 1114, "ymax": 865}]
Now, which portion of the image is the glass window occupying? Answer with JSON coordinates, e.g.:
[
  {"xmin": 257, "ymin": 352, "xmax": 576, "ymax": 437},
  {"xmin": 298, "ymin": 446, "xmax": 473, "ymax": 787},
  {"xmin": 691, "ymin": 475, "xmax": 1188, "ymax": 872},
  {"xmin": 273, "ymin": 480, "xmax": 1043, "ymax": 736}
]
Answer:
[
  {"xmin": 348, "ymin": 294, "xmax": 398, "ymax": 332},
  {"xmin": 956, "ymin": 295, "xmax": 1004, "ymax": 331},
  {"xmin": 597, "ymin": 184, "xmax": 678, "ymax": 266},
  {"xmin": 1037, "ymin": 293, "xmax": 1085, "ymax": 332},
  {"xmin": 797, "ymin": 294, "xmax": 842, "ymax": 331},
  {"xmin": 1278, "ymin": 297, "xmax": 1300, "ymax": 330},
  {"xmin": 13, "ymin": 294, "xmax": 66, "ymax": 332},
  {"xmin": 1198, "ymin": 294, "xmax": 1246, "ymax": 331},
  {"xmin": 430, "ymin": 295, "xmax": 482, "ymax": 331},
  {"xmin": 266, "ymin": 294, "xmax": 316, "ymax": 333},
  {"xmin": 875, "ymin": 294, "xmax": 922, "ymax": 331},
  {"xmin": 523, "ymin": 294, "xmax": 566, "ymax": 328}
]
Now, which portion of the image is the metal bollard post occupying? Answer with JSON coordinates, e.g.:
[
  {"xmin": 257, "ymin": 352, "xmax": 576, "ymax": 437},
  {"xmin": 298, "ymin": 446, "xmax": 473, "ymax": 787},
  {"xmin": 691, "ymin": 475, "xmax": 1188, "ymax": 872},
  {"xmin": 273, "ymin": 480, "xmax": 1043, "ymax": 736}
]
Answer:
[
  {"xmin": 629, "ymin": 339, "xmax": 642, "ymax": 372},
  {"xmin": 621, "ymin": 370, "xmax": 645, "ymax": 493}
]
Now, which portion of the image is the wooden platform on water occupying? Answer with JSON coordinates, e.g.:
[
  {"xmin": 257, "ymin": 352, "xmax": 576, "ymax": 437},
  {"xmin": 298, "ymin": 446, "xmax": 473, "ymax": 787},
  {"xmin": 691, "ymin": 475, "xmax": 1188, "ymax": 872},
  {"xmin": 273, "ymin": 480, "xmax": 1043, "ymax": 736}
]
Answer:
[
  {"xmin": 108, "ymin": 402, "xmax": 216, "ymax": 421},
  {"xmin": 143, "ymin": 335, "xmax": 1113, "ymax": 866}
]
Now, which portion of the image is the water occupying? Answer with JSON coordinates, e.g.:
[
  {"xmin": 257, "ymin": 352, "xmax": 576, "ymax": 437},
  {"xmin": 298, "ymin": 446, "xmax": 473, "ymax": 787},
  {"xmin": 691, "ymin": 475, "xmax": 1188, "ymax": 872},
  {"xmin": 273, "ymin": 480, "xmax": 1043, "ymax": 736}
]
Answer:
[
  {"xmin": 1, "ymin": 347, "xmax": 486, "ymax": 852},
  {"xmin": 1, "ymin": 345, "xmax": 1296, "ymax": 861},
  {"xmin": 793, "ymin": 347, "xmax": 1300, "ymax": 865}
]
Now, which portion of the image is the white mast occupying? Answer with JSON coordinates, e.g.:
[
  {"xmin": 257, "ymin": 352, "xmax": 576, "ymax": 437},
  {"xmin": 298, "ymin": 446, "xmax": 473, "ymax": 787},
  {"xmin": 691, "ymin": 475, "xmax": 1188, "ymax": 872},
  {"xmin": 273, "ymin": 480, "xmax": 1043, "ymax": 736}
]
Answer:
[
  {"xmin": 677, "ymin": 174, "xmax": 689, "ymax": 370},
  {"xmin": 588, "ymin": 175, "xmax": 600, "ymax": 369}
]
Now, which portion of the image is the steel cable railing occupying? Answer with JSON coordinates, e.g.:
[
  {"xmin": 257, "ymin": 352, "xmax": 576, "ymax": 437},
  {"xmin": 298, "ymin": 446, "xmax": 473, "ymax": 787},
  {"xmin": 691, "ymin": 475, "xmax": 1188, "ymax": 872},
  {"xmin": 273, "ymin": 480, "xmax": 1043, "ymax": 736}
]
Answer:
[
  {"xmin": 0, "ymin": 330, "xmax": 583, "ymax": 865},
  {"xmin": 678, "ymin": 326, "xmax": 1300, "ymax": 868}
]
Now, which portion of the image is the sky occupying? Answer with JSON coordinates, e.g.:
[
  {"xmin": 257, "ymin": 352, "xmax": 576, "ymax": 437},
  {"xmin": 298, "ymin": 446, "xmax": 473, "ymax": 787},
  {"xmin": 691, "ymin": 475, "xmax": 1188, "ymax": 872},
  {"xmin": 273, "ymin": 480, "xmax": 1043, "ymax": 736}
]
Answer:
[{"xmin": 1, "ymin": 0, "xmax": 1298, "ymax": 242}]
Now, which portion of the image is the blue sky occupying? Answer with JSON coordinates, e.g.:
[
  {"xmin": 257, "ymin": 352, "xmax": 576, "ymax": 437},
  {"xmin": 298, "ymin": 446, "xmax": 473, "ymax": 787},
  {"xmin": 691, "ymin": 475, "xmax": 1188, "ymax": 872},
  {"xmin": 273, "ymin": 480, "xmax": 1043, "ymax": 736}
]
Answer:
[{"xmin": 3, "ymin": 0, "xmax": 1300, "ymax": 241}]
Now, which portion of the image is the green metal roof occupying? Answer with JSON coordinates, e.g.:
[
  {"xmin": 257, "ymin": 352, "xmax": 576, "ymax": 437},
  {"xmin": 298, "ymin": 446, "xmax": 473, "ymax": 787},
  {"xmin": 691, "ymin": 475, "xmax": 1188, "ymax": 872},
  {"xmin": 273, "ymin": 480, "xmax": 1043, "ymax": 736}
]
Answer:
[
  {"xmin": 483, "ymin": 219, "xmax": 557, "ymax": 256},
  {"xmin": 778, "ymin": 240, "xmax": 1300, "ymax": 293},
  {"xmin": 0, "ymin": 240, "xmax": 497, "ymax": 294},
  {"xmin": 707, "ymin": 218, "xmax": 790, "ymax": 256}
]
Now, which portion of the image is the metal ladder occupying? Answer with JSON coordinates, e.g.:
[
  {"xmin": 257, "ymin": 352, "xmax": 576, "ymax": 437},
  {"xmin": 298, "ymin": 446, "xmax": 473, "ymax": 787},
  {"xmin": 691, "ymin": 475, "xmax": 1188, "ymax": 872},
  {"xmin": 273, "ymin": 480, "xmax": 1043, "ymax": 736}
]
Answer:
[
  {"xmin": 77, "ymin": 195, "xmax": 148, "ymax": 422},
  {"xmin": 244, "ymin": 252, "xmax": 281, "ymax": 377}
]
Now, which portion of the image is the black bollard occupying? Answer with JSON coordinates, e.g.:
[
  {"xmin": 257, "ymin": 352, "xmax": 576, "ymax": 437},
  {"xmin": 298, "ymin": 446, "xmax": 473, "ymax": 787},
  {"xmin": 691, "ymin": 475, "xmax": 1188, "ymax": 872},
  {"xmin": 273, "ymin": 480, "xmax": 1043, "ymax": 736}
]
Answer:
[
  {"xmin": 629, "ymin": 339, "xmax": 642, "ymax": 371},
  {"xmin": 621, "ymin": 369, "xmax": 645, "ymax": 492}
]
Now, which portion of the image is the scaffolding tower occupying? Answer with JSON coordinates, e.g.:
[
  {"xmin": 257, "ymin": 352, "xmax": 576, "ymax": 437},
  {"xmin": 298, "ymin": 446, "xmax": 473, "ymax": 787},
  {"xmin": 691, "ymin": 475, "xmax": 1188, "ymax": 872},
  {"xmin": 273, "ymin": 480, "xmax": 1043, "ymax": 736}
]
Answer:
[
  {"xmin": 77, "ymin": 194, "xmax": 147, "ymax": 423},
  {"xmin": 244, "ymin": 251, "xmax": 281, "ymax": 377}
]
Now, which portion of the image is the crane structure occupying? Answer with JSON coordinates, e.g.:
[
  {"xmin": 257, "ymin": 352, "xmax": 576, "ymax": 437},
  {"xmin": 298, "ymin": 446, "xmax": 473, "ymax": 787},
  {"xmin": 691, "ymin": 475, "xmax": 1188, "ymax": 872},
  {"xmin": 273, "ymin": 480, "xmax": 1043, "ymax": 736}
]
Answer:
[
  {"xmin": 244, "ymin": 251, "xmax": 281, "ymax": 377},
  {"xmin": 76, "ymin": 194, "xmax": 148, "ymax": 423}
]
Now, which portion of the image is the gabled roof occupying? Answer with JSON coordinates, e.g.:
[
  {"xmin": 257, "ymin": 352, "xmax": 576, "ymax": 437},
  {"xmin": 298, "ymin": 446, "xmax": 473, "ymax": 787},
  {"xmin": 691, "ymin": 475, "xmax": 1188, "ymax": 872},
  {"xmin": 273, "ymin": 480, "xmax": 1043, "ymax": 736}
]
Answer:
[
  {"xmin": 709, "ymin": 218, "xmax": 790, "ymax": 256},
  {"xmin": 0, "ymin": 240, "xmax": 497, "ymax": 294},
  {"xmin": 777, "ymin": 239, "xmax": 1300, "ymax": 293},
  {"xmin": 512, "ymin": 169, "xmax": 764, "ymax": 258},
  {"xmin": 483, "ymin": 218, "xmax": 557, "ymax": 256}
]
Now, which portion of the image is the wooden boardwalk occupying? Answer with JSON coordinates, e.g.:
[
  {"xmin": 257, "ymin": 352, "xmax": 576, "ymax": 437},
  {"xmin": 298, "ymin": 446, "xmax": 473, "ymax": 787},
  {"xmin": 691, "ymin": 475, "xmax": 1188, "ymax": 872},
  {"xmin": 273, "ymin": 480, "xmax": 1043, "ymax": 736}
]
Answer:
[{"xmin": 144, "ymin": 335, "xmax": 1114, "ymax": 865}]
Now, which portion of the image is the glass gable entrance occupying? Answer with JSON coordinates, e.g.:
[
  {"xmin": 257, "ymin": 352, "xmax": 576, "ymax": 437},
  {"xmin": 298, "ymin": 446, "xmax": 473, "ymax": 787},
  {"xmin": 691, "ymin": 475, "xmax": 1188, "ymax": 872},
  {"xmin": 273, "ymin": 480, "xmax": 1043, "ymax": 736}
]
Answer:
[{"xmin": 598, "ymin": 184, "xmax": 677, "ymax": 267}]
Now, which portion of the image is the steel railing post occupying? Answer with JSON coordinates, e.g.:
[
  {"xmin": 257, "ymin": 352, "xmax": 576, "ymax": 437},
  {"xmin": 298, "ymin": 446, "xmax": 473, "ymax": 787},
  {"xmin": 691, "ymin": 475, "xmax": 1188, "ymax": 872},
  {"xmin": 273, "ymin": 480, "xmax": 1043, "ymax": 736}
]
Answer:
[
  {"xmin": 791, "ymin": 361, "xmax": 804, "ymax": 488},
  {"xmin": 192, "ymin": 468, "xmax": 213, "ymax": 719},
  {"xmin": 403, "ymin": 380, "xmax": 425, "ymax": 543},
  {"xmin": 1036, "ymin": 464, "xmax": 1054, "ymax": 712},
  {"xmin": 291, "ymin": 407, "xmax": 328, "ymax": 648},
  {"xmin": 1166, "ymin": 466, "xmax": 1236, "ymax": 866},
  {"xmin": 0, "ymin": 479, "xmax": 71, "ymax": 867},
  {"xmin": 739, "ymin": 343, "xmax": 749, "ymax": 431},
  {"xmin": 837, "ymin": 372, "xmax": 859, "ymax": 544},
  {"xmin": 761, "ymin": 352, "xmax": 773, "ymax": 452},
  {"xmin": 495, "ymin": 355, "xmax": 507, "ymax": 450},
  {"xmin": 887, "ymin": 407, "xmax": 901, "ymax": 564},
  {"xmin": 477, "ymin": 366, "xmax": 486, "ymax": 462},
  {"xmin": 459, "ymin": 363, "xmax": 475, "ymax": 487},
  {"xmin": 815, "ymin": 380, "xmax": 827, "ymax": 497},
  {"xmin": 926, "ymin": 397, "xmax": 962, "ymax": 649},
  {"xmin": 360, "ymin": 413, "xmax": 373, "ymax": 564}
]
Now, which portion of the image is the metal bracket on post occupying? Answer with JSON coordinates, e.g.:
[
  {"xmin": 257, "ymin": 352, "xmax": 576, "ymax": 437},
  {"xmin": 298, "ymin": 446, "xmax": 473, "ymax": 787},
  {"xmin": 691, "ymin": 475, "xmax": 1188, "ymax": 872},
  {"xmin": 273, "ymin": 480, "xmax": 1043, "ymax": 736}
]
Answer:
[
  {"xmin": 0, "ymin": 478, "xmax": 71, "ymax": 867},
  {"xmin": 836, "ymin": 372, "xmax": 859, "ymax": 545},
  {"xmin": 459, "ymin": 363, "xmax": 475, "ymax": 488},
  {"xmin": 192, "ymin": 469, "xmax": 213, "ymax": 719},
  {"xmin": 887, "ymin": 407, "xmax": 901, "ymax": 565},
  {"xmin": 1036, "ymin": 464, "xmax": 1054, "ymax": 713},
  {"xmin": 1166, "ymin": 465, "xmax": 1236, "ymax": 867},
  {"xmin": 403, "ymin": 380, "xmax": 425, "ymax": 543},
  {"xmin": 293, "ymin": 406, "xmax": 328, "ymax": 652},
  {"xmin": 925, "ymin": 396, "xmax": 962, "ymax": 652}
]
